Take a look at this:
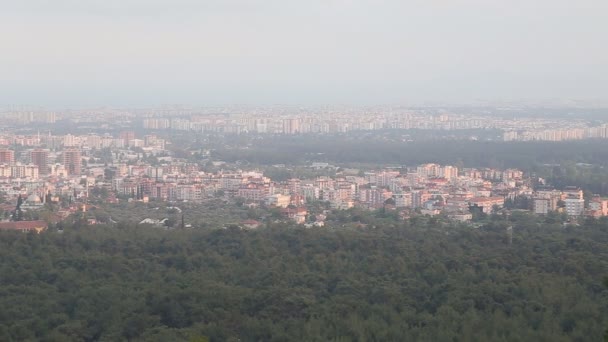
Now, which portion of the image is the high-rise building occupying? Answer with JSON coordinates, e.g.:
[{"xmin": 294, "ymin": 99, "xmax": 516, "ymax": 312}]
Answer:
[
  {"xmin": 86, "ymin": 135, "xmax": 102, "ymax": 149},
  {"xmin": 63, "ymin": 134, "xmax": 77, "ymax": 147},
  {"xmin": 30, "ymin": 149, "xmax": 49, "ymax": 175},
  {"xmin": 62, "ymin": 149, "xmax": 82, "ymax": 176},
  {"xmin": 120, "ymin": 131, "xmax": 135, "ymax": 145},
  {"xmin": 440, "ymin": 166, "xmax": 459, "ymax": 180},
  {"xmin": 417, "ymin": 163, "xmax": 440, "ymax": 178},
  {"xmin": 0, "ymin": 149, "xmax": 15, "ymax": 164},
  {"xmin": 282, "ymin": 118, "xmax": 301, "ymax": 134}
]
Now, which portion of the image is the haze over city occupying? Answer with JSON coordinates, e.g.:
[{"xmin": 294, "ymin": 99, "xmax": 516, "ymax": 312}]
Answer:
[
  {"xmin": 2, "ymin": 0, "xmax": 607, "ymax": 107},
  {"xmin": 2, "ymin": 2, "xmax": 608, "ymax": 341}
]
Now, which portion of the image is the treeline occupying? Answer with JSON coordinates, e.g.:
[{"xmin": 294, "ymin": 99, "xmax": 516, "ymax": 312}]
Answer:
[
  {"xmin": 211, "ymin": 137, "xmax": 608, "ymax": 169},
  {"xmin": 539, "ymin": 164, "xmax": 608, "ymax": 196},
  {"xmin": 1, "ymin": 219, "xmax": 607, "ymax": 341},
  {"xmin": 211, "ymin": 137, "xmax": 608, "ymax": 195}
]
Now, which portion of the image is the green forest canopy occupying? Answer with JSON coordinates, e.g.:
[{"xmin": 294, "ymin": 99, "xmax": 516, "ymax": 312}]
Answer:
[{"xmin": 0, "ymin": 219, "xmax": 607, "ymax": 341}]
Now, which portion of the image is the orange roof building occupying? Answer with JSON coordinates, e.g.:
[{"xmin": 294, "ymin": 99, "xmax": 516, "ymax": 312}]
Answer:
[{"xmin": 0, "ymin": 220, "xmax": 48, "ymax": 233}]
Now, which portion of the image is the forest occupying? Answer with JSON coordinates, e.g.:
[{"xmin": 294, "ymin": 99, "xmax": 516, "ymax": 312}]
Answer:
[
  {"xmin": 1, "ymin": 216, "xmax": 607, "ymax": 341},
  {"xmin": 210, "ymin": 135, "xmax": 608, "ymax": 170}
]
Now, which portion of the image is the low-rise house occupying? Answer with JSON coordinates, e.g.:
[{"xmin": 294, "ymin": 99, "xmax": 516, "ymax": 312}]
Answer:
[
  {"xmin": 241, "ymin": 219, "xmax": 261, "ymax": 229},
  {"xmin": 469, "ymin": 197, "xmax": 505, "ymax": 213},
  {"xmin": 139, "ymin": 218, "xmax": 168, "ymax": 226},
  {"xmin": 0, "ymin": 220, "xmax": 48, "ymax": 233}
]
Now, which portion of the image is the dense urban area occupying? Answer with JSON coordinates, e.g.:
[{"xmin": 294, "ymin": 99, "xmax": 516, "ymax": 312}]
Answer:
[
  {"xmin": 1, "ymin": 106, "xmax": 608, "ymax": 231},
  {"xmin": 1, "ymin": 106, "xmax": 608, "ymax": 341}
]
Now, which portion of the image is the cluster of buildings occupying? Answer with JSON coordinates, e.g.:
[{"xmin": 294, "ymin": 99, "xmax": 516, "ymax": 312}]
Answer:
[
  {"xmin": 142, "ymin": 112, "xmax": 605, "ymax": 141},
  {"xmin": 0, "ymin": 147, "xmax": 81, "ymax": 179},
  {"xmin": 99, "ymin": 162, "xmax": 529, "ymax": 224},
  {"xmin": 4, "ymin": 106, "xmax": 608, "ymax": 143},
  {"xmin": 102, "ymin": 161, "xmax": 608, "ymax": 223},
  {"xmin": 0, "ymin": 131, "xmax": 166, "ymax": 151},
  {"xmin": 531, "ymin": 187, "xmax": 608, "ymax": 218},
  {"xmin": 2, "ymin": 124, "xmax": 608, "ymax": 232},
  {"xmin": 142, "ymin": 113, "xmax": 486, "ymax": 134},
  {"xmin": 0, "ymin": 131, "xmax": 167, "ymax": 222},
  {"xmin": 0, "ymin": 111, "xmax": 57, "ymax": 125},
  {"xmin": 503, "ymin": 124, "xmax": 608, "ymax": 142},
  {"xmin": 271, "ymin": 164, "xmax": 527, "ymax": 222}
]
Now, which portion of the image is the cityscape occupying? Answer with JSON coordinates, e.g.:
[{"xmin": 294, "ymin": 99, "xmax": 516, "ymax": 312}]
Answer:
[
  {"xmin": 0, "ymin": 115, "xmax": 606, "ymax": 235},
  {"xmin": 1, "ymin": 0, "xmax": 607, "ymax": 340},
  {"xmin": 3, "ymin": 106, "xmax": 608, "ymax": 141}
]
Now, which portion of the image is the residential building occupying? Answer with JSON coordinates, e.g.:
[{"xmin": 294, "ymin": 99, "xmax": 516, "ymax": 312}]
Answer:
[
  {"xmin": 0, "ymin": 149, "xmax": 15, "ymax": 164},
  {"xmin": 564, "ymin": 198, "xmax": 585, "ymax": 217},
  {"xmin": 30, "ymin": 149, "xmax": 49, "ymax": 175},
  {"xmin": 62, "ymin": 149, "xmax": 82, "ymax": 176}
]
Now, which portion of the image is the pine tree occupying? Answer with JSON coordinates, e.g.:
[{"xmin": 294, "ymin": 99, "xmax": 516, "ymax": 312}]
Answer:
[{"xmin": 13, "ymin": 195, "xmax": 23, "ymax": 222}]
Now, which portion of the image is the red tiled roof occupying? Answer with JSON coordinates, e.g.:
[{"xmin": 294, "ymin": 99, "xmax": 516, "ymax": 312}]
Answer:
[
  {"xmin": 241, "ymin": 219, "xmax": 260, "ymax": 225},
  {"xmin": 0, "ymin": 220, "xmax": 48, "ymax": 231},
  {"xmin": 0, "ymin": 204, "xmax": 14, "ymax": 211},
  {"xmin": 469, "ymin": 197, "xmax": 504, "ymax": 202}
]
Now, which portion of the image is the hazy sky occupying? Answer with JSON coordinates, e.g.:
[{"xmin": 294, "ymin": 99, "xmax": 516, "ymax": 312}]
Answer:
[{"xmin": 1, "ymin": 0, "xmax": 606, "ymax": 107}]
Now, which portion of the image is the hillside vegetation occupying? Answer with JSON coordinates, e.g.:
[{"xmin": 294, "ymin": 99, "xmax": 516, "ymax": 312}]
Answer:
[{"xmin": 0, "ymin": 219, "xmax": 607, "ymax": 341}]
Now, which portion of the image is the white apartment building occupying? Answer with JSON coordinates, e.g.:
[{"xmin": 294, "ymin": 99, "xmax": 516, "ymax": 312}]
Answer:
[{"xmin": 564, "ymin": 198, "xmax": 585, "ymax": 216}]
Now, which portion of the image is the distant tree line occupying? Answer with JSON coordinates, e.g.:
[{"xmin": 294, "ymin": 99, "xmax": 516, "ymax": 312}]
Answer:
[
  {"xmin": 212, "ymin": 137, "xmax": 608, "ymax": 169},
  {"xmin": 210, "ymin": 138, "xmax": 608, "ymax": 195}
]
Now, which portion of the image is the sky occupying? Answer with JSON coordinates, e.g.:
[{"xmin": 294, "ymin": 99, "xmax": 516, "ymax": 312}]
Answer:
[{"xmin": 1, "ymin": 0, "xmax": 607, "ymax": 107}]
